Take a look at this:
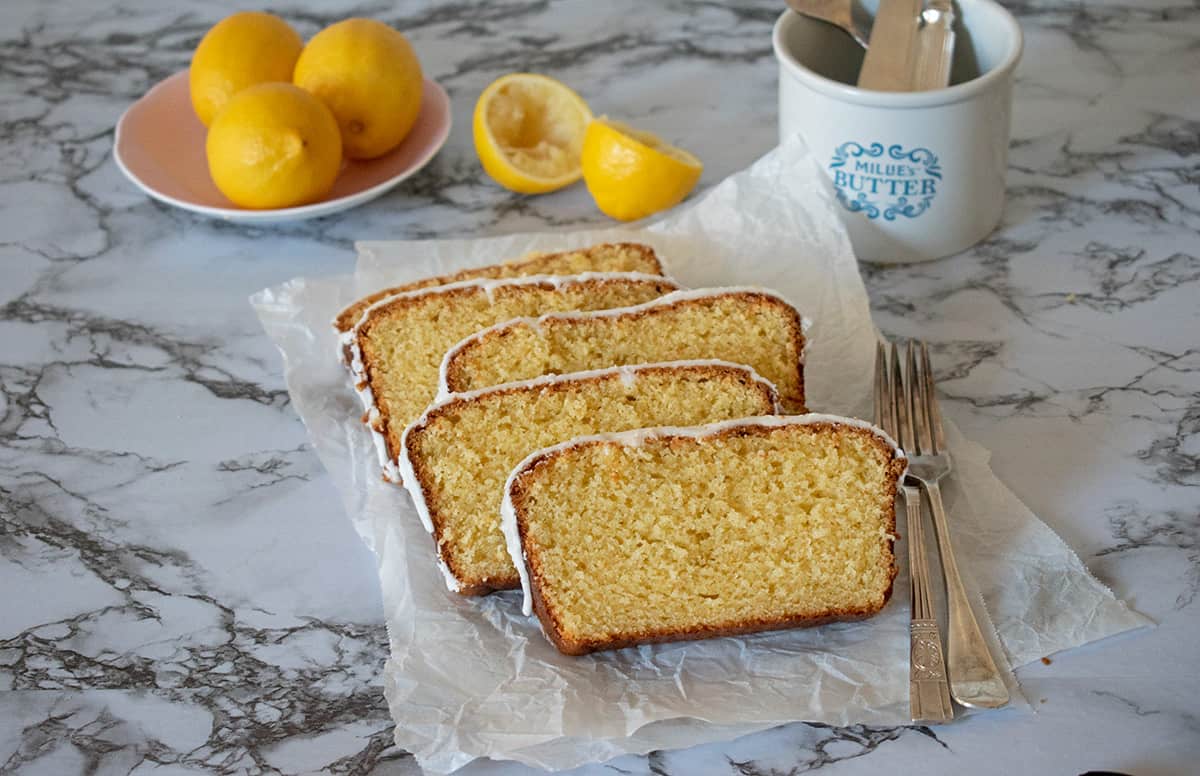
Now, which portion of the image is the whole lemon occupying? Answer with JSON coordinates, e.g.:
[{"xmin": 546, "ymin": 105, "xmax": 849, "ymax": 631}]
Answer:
[
  {"xmin": 189, "ymin": 11, "xmax": 303, "ymax": 127},
  {"xmin": 205, "ymin": 83, "xmax": 342, "ymax": 210},
  {"xmin": 293, "ymin": 18, "xmax": 423, "ymax": 160}
]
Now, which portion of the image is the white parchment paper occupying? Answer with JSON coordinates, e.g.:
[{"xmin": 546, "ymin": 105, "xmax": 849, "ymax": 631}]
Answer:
[{"xmin": 251, "ymin": 135, "xmax": 1151, "ymax": 774}]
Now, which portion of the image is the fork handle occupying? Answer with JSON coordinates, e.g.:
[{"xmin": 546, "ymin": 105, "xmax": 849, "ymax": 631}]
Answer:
[
  {"xmin": 911, "ymin": 620, "xmax": 954, "ymax": 723},
  {"xmin": 923, "ymin": 480, "xmax": 1011, "ymax": 709},
  {"xmin": 905, "ymin": 486, "xmax": 953, "ymax": 723}
]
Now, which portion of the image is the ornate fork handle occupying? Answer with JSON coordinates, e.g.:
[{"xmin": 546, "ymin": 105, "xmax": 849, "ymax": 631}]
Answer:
[
  {"xmin": 903, "ymin": 482, "xmax": 953, "ymax": 723},
  {"xmin": 921, "ymin": 479, "xmax": 1009, "ymax": 708}
]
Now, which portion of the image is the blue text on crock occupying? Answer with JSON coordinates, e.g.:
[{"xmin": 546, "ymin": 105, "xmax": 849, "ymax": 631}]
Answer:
[{"xmin": 828, "ymin": 142, "xmax": 942, "ymax": 220}]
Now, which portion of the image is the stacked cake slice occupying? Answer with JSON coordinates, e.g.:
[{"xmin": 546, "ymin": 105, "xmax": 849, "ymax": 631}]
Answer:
[
  {"xmin": 401, "ymin": 361, "xmax": 780, "ymax": 594},
  {"xmin": 501, "ymin": 416, "xmax": 906, "ymax": 655},
  {"xmin": 341, "ymin": 241, "xmax": 901, "ymax": 654},
  {"xmin": 438, "ymin": 289, "xmax": 809, "ymax": 412},
  {"xmin": 344, "ymin": 272, "xmax": 677, "ymax": 480},
  {"xmin": 333, "ymin": 242, "xmax": 664, "ymax": 333}
]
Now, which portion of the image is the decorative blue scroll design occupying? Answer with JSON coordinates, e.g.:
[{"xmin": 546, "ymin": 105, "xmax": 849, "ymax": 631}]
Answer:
[{"xmin": 828, "ymin": 142, "xmax": 941, "ymax": 220}]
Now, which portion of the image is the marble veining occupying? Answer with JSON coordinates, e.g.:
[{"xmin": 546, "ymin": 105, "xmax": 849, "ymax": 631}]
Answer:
[{"xmin": 2, "ymin": 0, "xmax": 1198, "ymax": 773}]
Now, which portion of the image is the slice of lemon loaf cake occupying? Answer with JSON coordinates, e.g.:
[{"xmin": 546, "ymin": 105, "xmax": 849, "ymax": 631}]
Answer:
[
  {"xmin": 348, "ymin": 273, "xmax": 677, "ymax": 481},
  {"xmin": 401, "ymin": 361, "xmax": 781, "ymax": 595},
  {"xmin": 501, "ymin": 415, "xmax": 905, "ymax": 655},
  {"xmin": 439, "ymin": 289, "xmax": 808, "ymax": 412},
  {"xmin": 333, "ymin": 242, "xmax": 664, "ymax": 333}
]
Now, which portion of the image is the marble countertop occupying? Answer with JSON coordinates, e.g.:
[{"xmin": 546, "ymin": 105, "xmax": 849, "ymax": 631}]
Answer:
[{"xmin": 2, "ymin": 0, "xmax": 1197, "ymax": 773}]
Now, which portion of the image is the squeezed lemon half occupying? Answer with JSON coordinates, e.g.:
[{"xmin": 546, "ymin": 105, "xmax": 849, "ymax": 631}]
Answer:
[{"xmin": 473, "ymin": 73, "xmax": 593, "ymax": 194}]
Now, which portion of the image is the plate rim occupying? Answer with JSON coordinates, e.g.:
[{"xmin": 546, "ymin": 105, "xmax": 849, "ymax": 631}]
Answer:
[{"xmin": 113, "ymin": 71, "xmax": 452, "ymax": 223}]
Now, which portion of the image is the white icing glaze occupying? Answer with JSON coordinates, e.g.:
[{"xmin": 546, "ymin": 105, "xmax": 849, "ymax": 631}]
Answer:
[
  {"xmin": 424, "ymin": 358, "xmax": 781, "ymax": 418},
  {"xmin": 498, "ymin": 491, "xmax": 530, "ymax": 614},
  {"xmin": 436, "ymin": 286, "xmax": 810, "ymax": 399},
  {"xmin": 396, "ymin": 429, "xmax": 435, "ymax": 533},
  {"xmin": 334, "ymin": 239, "xmax": 679, "ymax": 332},
  {"xmin": 435, "ymin": 552, "xmax": 463, "ymax": 593},
  {"xmin": 333, "ymin": 269, "xmax": 675, "ymax": 336},
  {"xmin": 340, "ymin": 271, "xmax": 680, "ymax": 482},
  {"xmin": 346, "ymin": 337, "xmax": 403, "ymax": 484},
  {"xmin": 500, "ymin": 413, "xmax": 906, "ymax": 616},
  {"xmin": 400, "ymin": 359, "xmax": 782, "ymax": 591}
]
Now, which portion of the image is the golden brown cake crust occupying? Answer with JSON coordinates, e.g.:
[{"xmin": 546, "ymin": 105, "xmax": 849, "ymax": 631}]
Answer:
[
  {"xmin": 441, "ymin": 291, "xmax": 808, "ymax": 412},
  {"xmin": 355, "ymin": 276, "xmax": 680, "ymax": 473},
  {"xmin": 333, "ymin": 242, "xmax": 665, "ymax": 333},
  {"xmin": 404, "ymin": 363, "xmax": 780, "ymax": 595},
  {"xmin": 506, "ymin": 421, "xmax": 904, "ymax": 655}
]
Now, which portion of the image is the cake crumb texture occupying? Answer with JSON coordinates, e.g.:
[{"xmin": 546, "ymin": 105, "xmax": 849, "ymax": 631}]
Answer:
[
  {"xmin": 443, "ymin": 291, "xmax": 807, "ymax": 411},
  {"xmin": 357, "ymin": 275, "xmax": 677, "ymax": 466},
  {"xmin": 508, "ymin": 420, "xmax": 903, "ymax": 654},
  {"xmin": 405, "ymin": 363, "xmax": 779, "ymax": 594}
]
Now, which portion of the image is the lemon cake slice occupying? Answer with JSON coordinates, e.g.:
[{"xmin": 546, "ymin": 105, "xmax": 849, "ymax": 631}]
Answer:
[
  {"xmin": 333, "ymin": 242, "xmax": 664, "ymax": 333},
  {"xmin": 438, "ymin": 288, "xmax": 809, "ymax": 412},
  {"xmin": 347, "ymin": 273, "xmax": 677, "ymax": 481},
  {"xmin": 501, "ymin": 415, "xmax": 905, "ymax": 655},
  {"xmin": 401, "ymin": 361, "xmax": 780, "ymax": 595}
]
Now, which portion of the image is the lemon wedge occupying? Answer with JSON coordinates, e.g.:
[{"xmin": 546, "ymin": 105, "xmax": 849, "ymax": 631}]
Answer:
[
  {"xmin": 473, "ymin": 73, "xmax": 592, "ymax": 194},
  {"xmin": 581, "ymin": 118, "xmax": 703, "ymax": 222}
]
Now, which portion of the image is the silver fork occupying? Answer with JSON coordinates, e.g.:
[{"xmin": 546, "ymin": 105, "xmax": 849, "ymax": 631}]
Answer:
[
  {"xmin": 899, "ymin": 340, "xmax": 1010, "ymax": 709},
  {"xmin": 875, "ymin": 342, "xmax": 952, "ymax": 724}
]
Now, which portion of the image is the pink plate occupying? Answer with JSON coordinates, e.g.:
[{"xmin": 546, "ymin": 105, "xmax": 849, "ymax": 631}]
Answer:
[{"xmin": 114, "ymin": 72, "xmax": 451, "ymax": 223}]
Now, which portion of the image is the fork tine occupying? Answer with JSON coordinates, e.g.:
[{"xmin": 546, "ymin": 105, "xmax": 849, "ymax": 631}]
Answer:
[
  {"xmin": 908, "ymin": 340, "xmax": 934, "ymax": 456},
  {"xmin": 889, "ymin": 341, "xmax": 912, "ymax": 452},
  {"xmin": 921, "ymin": 342, "xmax": 946, "ymax": 454},
  {"xmin": 874, "ymin": 342, "xmax": 887, "ymax": 433}
]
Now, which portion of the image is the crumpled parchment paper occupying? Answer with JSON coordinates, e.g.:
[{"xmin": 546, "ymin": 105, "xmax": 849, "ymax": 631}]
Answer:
[{"xmin": 251, "ymin": 135, "xmax": 1151, "ymax": 774}]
